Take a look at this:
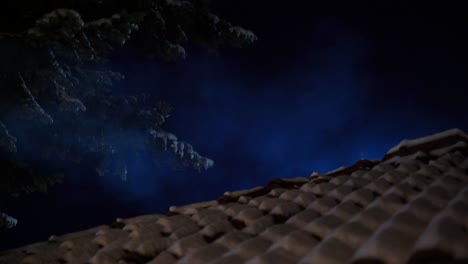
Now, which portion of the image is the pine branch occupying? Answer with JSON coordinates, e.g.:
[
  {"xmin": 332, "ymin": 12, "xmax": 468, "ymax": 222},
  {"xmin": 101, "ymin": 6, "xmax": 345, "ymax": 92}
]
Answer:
[
  {"xmin": 0, "ymin": 212, "xmax": 17, "ymax": 229},
  {"xmin": 0, "ymin": 0, "xmax": 254, "ymax": 184},
  {"xmin": 0, "ymin": 158, "xmax": 63, "ymax": 198},
  {"xmin": 0, "ymin": 122, "xmax": 17, "ymax": 154}
]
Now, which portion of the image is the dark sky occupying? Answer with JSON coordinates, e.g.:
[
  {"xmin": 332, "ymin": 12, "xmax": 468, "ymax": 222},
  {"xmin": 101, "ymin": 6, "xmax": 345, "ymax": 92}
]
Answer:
[{"xmin": 1, "ymin": 1, "xmax": 468, "ymax": 250}]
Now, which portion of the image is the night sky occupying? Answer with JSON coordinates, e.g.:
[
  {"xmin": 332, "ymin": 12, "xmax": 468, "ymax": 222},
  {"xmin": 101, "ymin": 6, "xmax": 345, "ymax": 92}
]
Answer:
[{"xmin": 1, "ymin": 1, "xmax": 467, "ymax": 250}]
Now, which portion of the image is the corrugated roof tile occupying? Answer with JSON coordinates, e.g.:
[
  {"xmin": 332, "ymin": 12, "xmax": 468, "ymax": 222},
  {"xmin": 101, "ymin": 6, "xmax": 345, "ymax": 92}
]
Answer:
[
  {"xmin": 227, "ymin": 236, "xmax": 272, "ymax": 259},
  {"xmin": 246, "ymin": 247, "xmax": 299, "ymax": 264},
  {"xmin": 329, "ymin": 175, "xmax": 350, "ymax": 185},
  {"xmin": 304, "ymin": 213, "xmax": 343, "ymax": 240},
  {"xmin": 300, "ymin": 237, "xmax": 354, "ymax": 264},
  {"xmin": 278, "ymin": 189, "xmax": 303, "ymax": 201},
  {"xmin": 234, "ymin": 207, "xmax": 264, "ymax": 225},
  {"xmin": 270, "ymin": 201, "xmax": 301, "ymax": 219},
  {"xmin": 146, "ymin": 251, "xmax": 177, "ymax": 264},
  {"xmin": 331, "ymin": 221, "xmax": 373, "ymax": 249},
  {"xmin": 258, "ymin": 197, "xmax": 279, "ymax": 212},
  {"xmin": 268, "ymin": 188, "xmax": 287, "ymax": 197},
  {"xmin": 307, "ymin": 196, "xmax": 338, "ymax": 214},
  {"xmin": 328, "ymin": 184, "xmax": 354, "ymax": 201},
  {"xmin": 285, "ymin": 209, "xmax": 320, "ymax": 228},
  {"xmin": 200, "ymin": 219, "xmax": 234, "ymax": 239},
  {"xmin": 123, "ymin": 236, "xmax": 172, "ymax": 258},
  {"xmin": 247, "ymin": 195, "xmax": 268, "ymax": 207},
  {"xmin": 328, "ymin": 200, "xmax": 362, "ymax": 221},
  {"xmin": 210, "ymin": 254, "xmax": 246, "ymax": 264},
  {"xmin": 260, "ymin": 224, "xmax": 296, "ymax": 242},
  {"xmin": 215, "ymin": 230, "xmax": 251, "ymax": 249},
  {"xmin": 271, "ymin": 230, "xmax": 320, "ymax": 257},
  {"xmin": 2, "ymin": 129, "xmax": 468, "ymax": 264},
  {"xmin": 89, "ymin": 241, "xmax": 126, "ymax": 264},
  {"xmin": 365, "ymin": 177, "xmax": 391, "ymax": 195},
  {"xmin": 178, "ymin": 243, "xmax": 227, "ymax": 264},
  {"xmin": 243, "ymin": 215, "xmax": 275, "ymax": 235},
  {"xmin": 192, "ymin": 208, "xmax": 227, "ymax": 226},
  {"xmin": 93, "ymin": 228, "xmax": 128, "ymax": 247},
  {"xmin": 292, "ymin": 191, "xmax": 316, "ymax": 208},
  {"xmin": 167, "ymin": 233, "xmax": 207, "ymax": 258}
]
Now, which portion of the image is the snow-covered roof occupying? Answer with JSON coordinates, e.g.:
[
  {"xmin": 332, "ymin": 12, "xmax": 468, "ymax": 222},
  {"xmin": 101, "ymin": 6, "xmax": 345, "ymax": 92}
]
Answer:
[
  {"xmin": 1, "ymin": 128, "xmax": 468, "ymax": 264},
  {"xmin": 386, "ymin": 128, "xmax": 468, "ymax": 155}
]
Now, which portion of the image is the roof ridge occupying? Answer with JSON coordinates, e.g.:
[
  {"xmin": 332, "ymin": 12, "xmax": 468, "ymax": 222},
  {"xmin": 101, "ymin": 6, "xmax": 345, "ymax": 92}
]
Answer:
[
  {"xmin": 2, "ymin": 128, "xmax": 468, "ymax": 263},
  {"xmin": 217, "ymin": 129, "xmax": 468, "ymax": 206},
  {"xmin": 383, "ymin": 128, "xmax": 468, "ymax": 161}
]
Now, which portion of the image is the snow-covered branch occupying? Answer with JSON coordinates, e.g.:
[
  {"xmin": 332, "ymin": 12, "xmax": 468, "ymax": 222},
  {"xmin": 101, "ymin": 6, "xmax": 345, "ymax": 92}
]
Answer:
[{"xmin": 0, "ymin": 212, "xmax": 17, "ymax": 229}]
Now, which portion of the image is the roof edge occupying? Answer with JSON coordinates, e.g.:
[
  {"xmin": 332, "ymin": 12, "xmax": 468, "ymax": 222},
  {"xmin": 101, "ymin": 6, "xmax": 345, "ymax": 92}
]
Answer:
[{"xmin": 384, "ymin": 128, "xmax": 468, "ymax": 161}]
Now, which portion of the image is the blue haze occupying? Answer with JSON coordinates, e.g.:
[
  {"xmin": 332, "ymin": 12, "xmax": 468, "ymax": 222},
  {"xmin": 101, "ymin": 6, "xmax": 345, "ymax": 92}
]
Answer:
[{"xmin": 1, "ymin": 7, "xmax": 468, "ymax": 250}]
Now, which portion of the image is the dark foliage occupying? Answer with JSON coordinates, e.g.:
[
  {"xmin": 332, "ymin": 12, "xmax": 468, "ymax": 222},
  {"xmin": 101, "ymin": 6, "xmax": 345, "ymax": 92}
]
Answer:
[{"xmin": 0, "ymin": 0, "xmax": 256, "ymax": 226}]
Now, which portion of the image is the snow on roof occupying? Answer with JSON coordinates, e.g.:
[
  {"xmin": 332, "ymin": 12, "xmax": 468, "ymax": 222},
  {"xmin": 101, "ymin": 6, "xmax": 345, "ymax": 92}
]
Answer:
[
  {"xmin": 326, "ymin": 166, "xmax": 346, "ymax": 175},
  {"xmin": 387, "ymin": 128, "xmax": 468, "ymax": 154},
  {"xmin": 1, "ymin": 128, "xmax": 468, "ymax": 264}
]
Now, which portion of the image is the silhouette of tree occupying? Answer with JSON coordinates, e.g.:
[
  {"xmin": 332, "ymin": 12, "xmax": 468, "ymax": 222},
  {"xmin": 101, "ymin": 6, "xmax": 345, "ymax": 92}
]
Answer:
[{"xmin": 0, "ymin": 0, "xmax": 256, "ymax": 227}]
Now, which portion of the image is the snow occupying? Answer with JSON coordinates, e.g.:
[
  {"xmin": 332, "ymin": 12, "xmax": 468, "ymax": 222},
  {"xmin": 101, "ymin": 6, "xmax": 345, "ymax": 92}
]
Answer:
[
  {"xmin": 282, "ymin": 177, "xmax": 309, "ymax": 183},
  {"xmin": 175, "ymin": 44, "xmax": 186, "ymax": 60},
  {"xmin": 0, "ymin": 213, "xmax": 17, "ymax": 229},
  {"xmin": 150, "ymin": 129, "xmax": 178, "ymax": 150},
  {"xmin": 185, "ymin": 144, "xmax": 195, "ymax": 159},
  {"xmin": 37, "ymin": 9, "xmax": 84, "ymax": 28},
  {"xmin": 387, "ymin": 128, "xmax": 468, "ymax": 154},
  {"xmin": 229, "ymin": 26, "xmax": 258, "ymax": 43},
  {"xmin": 224, "ymin": 186, "xmax": 264, "ymax": 197},
  {"xmin": 166, "ymin": 42, "xmax": 186, "ymax": 60},
  {"xmin": 147, "ymin": 130, "xmax": 212, "ymax": 170},
  {"xmin": 208, "ymin": 14, "xmax": 220, "ymax": 25},
  {"xmin": 26, "ymin": 28, "xmax": 44, "ymax": 37},
  {"xmin": 327, "ymin": 166, "xmax": 346, "ymax": 174},
  {"xmin": 57, "ymin": 9, "xmax": 81, "ymax": 19},
  {"xmin": 178, "ymin": 142, "xmax": 185, "ymax": 157},
  {"xmin": 383, "ymin": 150, "xmax": 428, "ymax": 165},
  {"xmin": 170, "ymin": 201, "xmax": 218, "ymax": 214},
  {"xmin": 86, "ymin": 18, "xmax": 112, "ymax": 27},
  {"xmin": 430, "ymin": 141, "xmax": 467, "ymax": 156},
  {"xmin": 18, "ymin": 73, "xmax": 54, "ymax": 124},
  {"xmin": 170, "ymin": 140, "xmax": 178, "ymax": 153},
  {"xmin": 310, "ymin": 172, "xmax": 320, "ymax": 177},
  {"xmin": 53, "ymin": 80, "xmax": 87, "ymax": 112},
  {"xmin": 0, "ymin": 121, "xmax": 17, "ymax": 153},
  {"xmin": 165, "ymin": 0, "xmax": 192, "ymax": 7},
  {"xmin": 202, "ymin": 157, "xmax": 214, "ymax": 170}
]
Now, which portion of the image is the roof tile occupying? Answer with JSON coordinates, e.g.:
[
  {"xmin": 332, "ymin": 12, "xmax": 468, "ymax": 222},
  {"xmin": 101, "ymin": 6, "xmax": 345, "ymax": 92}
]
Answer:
[
  {"xmin": 243, "ymin": 215, "xmax": 275, "ymax": 235},
  {"xmin": 304, "ymin": 213, "xmax": 343, "ymax": 239},
  {"xmin": 2, "ymin": 128, "xmax": 468, "ymax": 264},
  {"xmin": 285, "ymin": 209, "xmax": 320, "ymax": 229},
  {"xmin": 166, "ymin": 233, "xmax": 207, "ymax": 258},
  {"xmin": 215, "ymin": 230, "xmax": 251, "ymax": 249},
  {"xmin": 300, "ymin": 237, "xmax": 354, "ymax": 264},
  {"xmin": 178, "ymin": 244, "xmax": 228, "ymax": 264},
  {"xmin": 227, "ymin": 236, "xmax": 272, "ymax": 259},
  {"xmin": 246, "ymin": 247, "xmax": 299, "ymax": 264},
  {"xmin": 260, "ymin": 223, "xmax": 296, "ymax": 242},
  {"xmin": 271, "ymin": 230, "xmax": 320, "ymax": 257}
]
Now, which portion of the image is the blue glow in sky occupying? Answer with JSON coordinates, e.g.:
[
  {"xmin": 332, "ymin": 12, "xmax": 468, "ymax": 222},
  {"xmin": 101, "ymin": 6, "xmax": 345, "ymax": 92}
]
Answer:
[{"xmin": 1, "ymin": 1, "xmax": 467, "ymax": 250}]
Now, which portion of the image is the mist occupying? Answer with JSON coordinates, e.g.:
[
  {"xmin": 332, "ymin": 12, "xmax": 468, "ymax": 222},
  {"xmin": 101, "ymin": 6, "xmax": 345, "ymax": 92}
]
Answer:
[{"xmin": 1, "ymin": 3, "xmax": 467, "ymax": 251}]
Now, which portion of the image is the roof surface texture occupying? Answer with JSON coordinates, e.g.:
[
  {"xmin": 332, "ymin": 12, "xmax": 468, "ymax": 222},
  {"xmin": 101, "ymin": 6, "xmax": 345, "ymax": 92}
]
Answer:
[{"xmin": 1, "ymin": 128, "xmax": 468, "ymax": 264}]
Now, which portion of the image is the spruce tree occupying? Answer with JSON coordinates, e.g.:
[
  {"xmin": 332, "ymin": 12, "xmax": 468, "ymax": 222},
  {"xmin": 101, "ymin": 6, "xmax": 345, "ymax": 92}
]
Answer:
[{"xmin": 0, "ymin": 0, "xmax": 256, "ymax": 227}]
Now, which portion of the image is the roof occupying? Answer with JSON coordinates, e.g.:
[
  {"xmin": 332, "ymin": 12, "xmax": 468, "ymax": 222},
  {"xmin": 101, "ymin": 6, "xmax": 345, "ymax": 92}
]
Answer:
[{"xmin": 1, "ymin": 128, "xmax": 468, "ymax": 264}]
